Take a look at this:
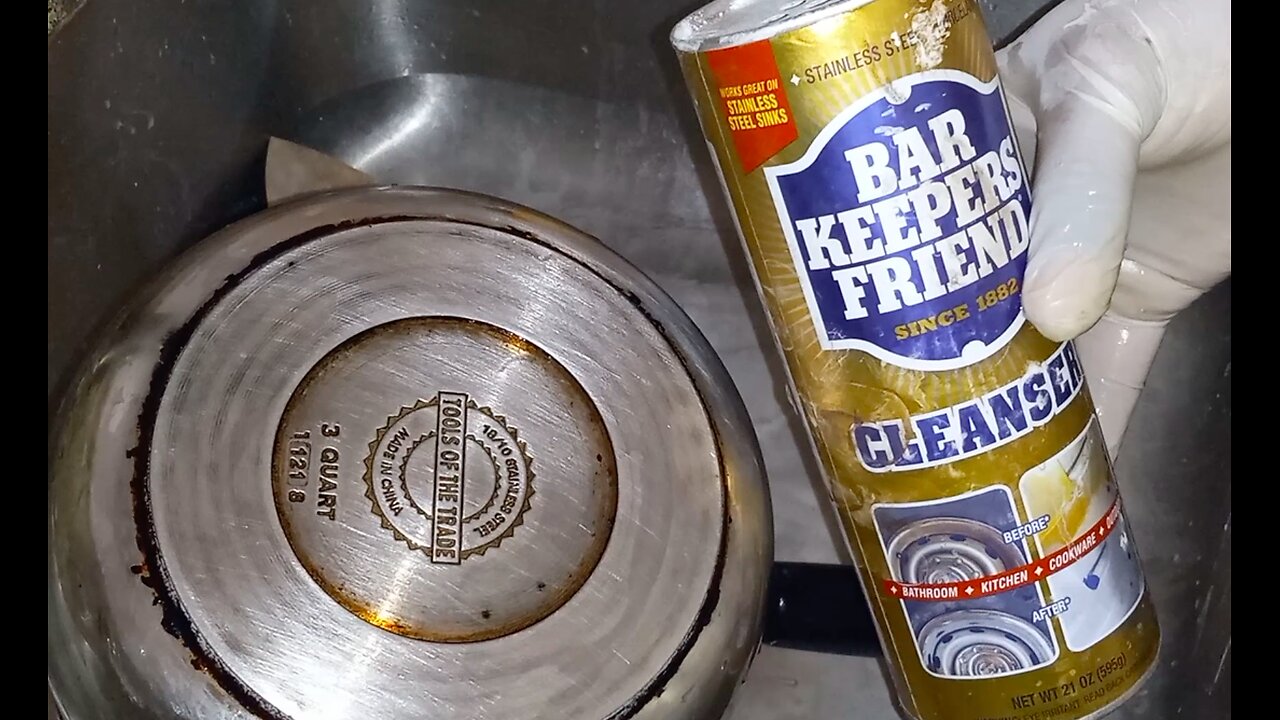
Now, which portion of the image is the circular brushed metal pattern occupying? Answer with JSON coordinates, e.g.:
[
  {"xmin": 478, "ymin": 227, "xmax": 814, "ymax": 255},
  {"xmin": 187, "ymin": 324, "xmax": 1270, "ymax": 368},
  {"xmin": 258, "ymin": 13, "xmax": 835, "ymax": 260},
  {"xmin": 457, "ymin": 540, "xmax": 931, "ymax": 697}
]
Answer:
[
  {"xmin": 150, "ymin": 214, "xmax": 721, "ymax": 716},
  {"xmin": 272, "ymin": 316, "xmax": 619, "ymax": 642},
  {"xmin": 49, "ymin": 188, "xmax": 773, "ymax": 720}
]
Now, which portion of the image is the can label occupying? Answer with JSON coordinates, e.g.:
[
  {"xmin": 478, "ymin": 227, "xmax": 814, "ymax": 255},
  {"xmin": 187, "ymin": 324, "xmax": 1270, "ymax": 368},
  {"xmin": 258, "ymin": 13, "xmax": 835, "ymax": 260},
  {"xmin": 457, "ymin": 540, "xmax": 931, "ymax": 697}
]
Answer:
[
  {"xmin": 675, "ymin": 1, "xmax": 1160, "ymax": 719},
  {"xmin": 764, "ymin": 70, "xmax": 1030, "ymax": 370},
  {"xmin": 855, "ymin": 342, "xmax": 1086, "ymax": 472},
  {"xmin": 874, "ymin": 419, "xmax": 1147, "ymax": 679}
]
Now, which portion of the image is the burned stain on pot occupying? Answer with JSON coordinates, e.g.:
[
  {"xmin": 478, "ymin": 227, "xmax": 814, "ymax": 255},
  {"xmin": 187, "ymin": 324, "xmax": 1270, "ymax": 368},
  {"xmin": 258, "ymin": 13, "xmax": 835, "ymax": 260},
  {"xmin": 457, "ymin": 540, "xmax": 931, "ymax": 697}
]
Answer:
[
  {"xmin": 480, "ymin": 221, "xmax": 742, "ymax": 719},
  {"xmin": 126, "ymin": 215, "xmax": 422, "ymax": 720},
  {"xmin": 123, "ymin": 208, "xmax": 748, "ymax": 719},
  {"xmin": 604, "ymin": 453, "xmax": 731, "ymax": 719},
  {"xmin": 485, "ymin": 222, "xmax": 743, "ymax": 719}
]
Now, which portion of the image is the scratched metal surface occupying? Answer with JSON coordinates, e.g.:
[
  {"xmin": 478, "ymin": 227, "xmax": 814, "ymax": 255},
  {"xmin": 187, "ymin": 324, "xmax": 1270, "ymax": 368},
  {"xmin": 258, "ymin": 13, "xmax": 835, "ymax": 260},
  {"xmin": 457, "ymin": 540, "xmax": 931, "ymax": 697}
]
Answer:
[
  {"xmin": 49, "ymin": 190, "xmax": 774, "ymax": 719},
  {"xmin": 48, "ymin": 1, "xmax": 1228, "ymax": 718}
]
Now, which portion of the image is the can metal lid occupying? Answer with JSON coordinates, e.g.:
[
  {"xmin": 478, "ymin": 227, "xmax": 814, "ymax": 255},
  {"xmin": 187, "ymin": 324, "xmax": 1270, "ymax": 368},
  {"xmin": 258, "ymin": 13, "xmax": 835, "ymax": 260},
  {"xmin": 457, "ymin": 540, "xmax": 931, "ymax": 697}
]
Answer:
[
  {"xmin": 49, "ymin": 188, "xmax": 772, "ymax": 719},
  {"xmin": 671, "ymin": 0, "xmax": 878, "ymax": 53}
]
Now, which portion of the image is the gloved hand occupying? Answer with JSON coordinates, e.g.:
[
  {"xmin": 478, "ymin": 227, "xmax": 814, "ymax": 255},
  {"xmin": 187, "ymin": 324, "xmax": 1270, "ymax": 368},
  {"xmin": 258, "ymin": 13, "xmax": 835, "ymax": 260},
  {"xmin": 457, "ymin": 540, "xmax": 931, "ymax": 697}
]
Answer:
[{"xmin": 995, "ymin": 0, "xmax": 1231, "ymax": 455}]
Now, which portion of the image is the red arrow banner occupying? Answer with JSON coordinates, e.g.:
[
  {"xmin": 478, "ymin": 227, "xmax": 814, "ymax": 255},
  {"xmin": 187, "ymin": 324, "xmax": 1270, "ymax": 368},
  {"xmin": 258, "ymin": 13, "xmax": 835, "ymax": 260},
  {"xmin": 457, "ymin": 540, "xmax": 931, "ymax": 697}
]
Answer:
[{"xmin": 883, "ymin": 497, "xmax": 1123, "ymax": 602}]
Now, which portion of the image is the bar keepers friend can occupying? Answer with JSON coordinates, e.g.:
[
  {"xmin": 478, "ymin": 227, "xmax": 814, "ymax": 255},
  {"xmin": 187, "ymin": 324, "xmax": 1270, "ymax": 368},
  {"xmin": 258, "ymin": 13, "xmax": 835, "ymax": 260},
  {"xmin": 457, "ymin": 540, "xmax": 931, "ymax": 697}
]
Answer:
[{"xmin": 671, "ymin": 1, "xmax": 1160, "ymax": 718}]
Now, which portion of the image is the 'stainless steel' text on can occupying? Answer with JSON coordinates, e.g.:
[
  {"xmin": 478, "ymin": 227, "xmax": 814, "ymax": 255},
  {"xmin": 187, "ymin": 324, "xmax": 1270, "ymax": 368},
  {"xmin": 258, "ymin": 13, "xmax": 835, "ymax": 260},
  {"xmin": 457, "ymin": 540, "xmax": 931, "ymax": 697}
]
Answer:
[{"xmin": 670, "ymin": 1, "xmax": 1160, "ymax": 719}]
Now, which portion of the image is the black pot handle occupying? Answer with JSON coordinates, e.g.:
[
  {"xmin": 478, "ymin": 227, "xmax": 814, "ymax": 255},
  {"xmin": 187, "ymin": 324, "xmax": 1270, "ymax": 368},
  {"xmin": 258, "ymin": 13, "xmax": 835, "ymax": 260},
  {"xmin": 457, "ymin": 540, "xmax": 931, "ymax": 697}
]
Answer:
[{"xmin": 761, "ymin": 562, "xmax": 883, "ymax": 657}]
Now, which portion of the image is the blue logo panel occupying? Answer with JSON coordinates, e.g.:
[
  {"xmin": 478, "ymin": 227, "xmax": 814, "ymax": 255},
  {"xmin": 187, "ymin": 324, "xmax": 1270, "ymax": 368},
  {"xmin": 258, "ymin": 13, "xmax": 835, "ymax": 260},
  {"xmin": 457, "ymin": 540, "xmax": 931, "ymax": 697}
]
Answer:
[{"xmin": 766, "ymin": 71, "xmax": 1032, "ymax": 371}]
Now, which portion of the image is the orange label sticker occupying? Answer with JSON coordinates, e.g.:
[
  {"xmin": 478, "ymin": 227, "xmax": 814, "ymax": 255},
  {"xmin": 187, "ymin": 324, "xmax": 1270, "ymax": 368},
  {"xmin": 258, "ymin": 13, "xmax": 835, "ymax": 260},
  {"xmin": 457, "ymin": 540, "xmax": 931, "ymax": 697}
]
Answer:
[{"xmin": 705, "ymin": 41, "xmax": 799, "ymax": 173}]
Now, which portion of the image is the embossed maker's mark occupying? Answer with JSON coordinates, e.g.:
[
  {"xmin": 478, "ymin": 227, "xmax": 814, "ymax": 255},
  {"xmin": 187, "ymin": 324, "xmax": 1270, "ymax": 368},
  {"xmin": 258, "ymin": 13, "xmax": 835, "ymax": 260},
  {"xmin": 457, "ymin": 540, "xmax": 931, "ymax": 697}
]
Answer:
[
  {"xmin": 281, "ymin": 423, "xmax": 342, "ymax": 520},
  {"xmin": 362, "ymin": 391, "xmax": 534, "ymax": 563},
  {"xmin": 430, "ymin": 392, "xmax": 466, "ymax": 564}
]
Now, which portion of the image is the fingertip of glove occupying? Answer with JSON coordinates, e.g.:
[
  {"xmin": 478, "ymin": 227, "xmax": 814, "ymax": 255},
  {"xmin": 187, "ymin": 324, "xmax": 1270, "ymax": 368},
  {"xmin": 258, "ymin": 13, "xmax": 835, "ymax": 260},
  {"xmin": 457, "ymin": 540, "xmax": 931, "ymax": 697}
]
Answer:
[{"xmin": 1022, "ymin": 255, "xmax": 1117, "ymax": 342}]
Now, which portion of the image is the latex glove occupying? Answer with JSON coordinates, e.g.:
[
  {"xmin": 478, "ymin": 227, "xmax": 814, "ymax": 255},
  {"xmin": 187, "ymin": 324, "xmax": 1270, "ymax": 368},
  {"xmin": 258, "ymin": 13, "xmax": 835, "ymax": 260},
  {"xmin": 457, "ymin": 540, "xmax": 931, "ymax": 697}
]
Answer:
[{"xmin": 995, "ymin": 0, "xmax": 1231, "ymax": 455}]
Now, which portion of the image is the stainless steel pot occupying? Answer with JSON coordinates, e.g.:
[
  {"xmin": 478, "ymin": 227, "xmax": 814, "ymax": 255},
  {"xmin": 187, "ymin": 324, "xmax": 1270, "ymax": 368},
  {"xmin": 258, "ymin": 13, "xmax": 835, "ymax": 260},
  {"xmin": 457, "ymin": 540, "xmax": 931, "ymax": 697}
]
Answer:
[{"xmin": 49, "ymin": 187, "xmax": 774, "ymax": 719}]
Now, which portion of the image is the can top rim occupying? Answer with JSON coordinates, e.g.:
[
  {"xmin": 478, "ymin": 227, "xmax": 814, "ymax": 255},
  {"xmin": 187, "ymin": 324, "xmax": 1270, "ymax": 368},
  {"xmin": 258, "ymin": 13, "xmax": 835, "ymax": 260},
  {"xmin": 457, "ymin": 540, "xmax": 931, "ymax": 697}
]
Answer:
[{"xmin": 670, "ymin": 0, "xmax": 879, "ymax": 53}]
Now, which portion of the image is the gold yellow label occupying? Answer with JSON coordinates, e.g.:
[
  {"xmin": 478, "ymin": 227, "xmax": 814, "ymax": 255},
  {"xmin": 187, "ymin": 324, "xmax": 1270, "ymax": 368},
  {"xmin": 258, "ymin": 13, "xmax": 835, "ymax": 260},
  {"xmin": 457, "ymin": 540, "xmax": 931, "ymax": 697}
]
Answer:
[{"xmin": 675, "ymin": 1, "xmax": 1160, "ymax": 718}]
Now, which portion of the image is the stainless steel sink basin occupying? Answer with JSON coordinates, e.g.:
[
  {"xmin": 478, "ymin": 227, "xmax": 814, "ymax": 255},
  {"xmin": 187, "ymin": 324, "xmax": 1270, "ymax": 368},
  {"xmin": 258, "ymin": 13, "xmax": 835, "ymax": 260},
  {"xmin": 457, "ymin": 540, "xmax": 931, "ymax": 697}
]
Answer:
[{"xmin": 48, "ymin": 2, "xmax": 1230, "ymax": 718}]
